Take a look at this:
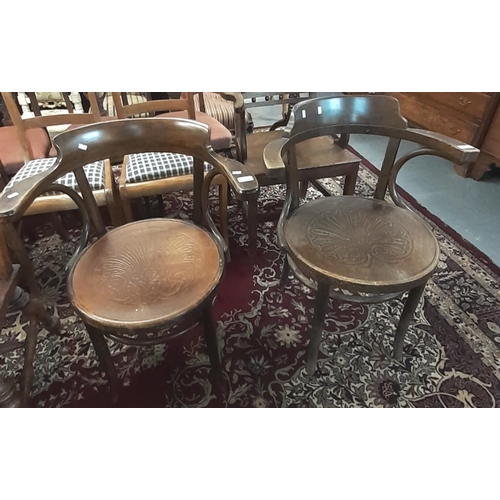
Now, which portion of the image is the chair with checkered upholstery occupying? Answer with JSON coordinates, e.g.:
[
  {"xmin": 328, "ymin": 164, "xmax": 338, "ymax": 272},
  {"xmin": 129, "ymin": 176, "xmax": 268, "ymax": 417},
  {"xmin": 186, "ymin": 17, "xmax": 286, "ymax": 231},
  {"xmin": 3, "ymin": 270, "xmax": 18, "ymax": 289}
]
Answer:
[
  {"xmin": 1, "ymin": 93, "xmax": 120, "ymax": 223},
  {"xmin": 112, "ymin": 92, "xmax": 241, "ymax": 244},
  {"xmin": 0, "ymin": 92, "xmax": 122, "ymax": 294}
]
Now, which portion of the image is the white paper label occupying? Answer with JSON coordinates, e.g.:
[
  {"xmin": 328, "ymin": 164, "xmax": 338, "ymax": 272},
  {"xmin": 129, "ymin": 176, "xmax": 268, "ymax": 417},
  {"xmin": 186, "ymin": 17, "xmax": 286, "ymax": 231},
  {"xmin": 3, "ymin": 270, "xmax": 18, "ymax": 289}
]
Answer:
[
  {"xmin": 238, "ymin": 176, "xmax": 254, "ymax": 183},
  {"xmin": 78, "ymin": 143, "xmax": 88, "ymax": 151},
  {"xmin": 233, "ymin": 170, "xmax": 242, "ymax": 175}
]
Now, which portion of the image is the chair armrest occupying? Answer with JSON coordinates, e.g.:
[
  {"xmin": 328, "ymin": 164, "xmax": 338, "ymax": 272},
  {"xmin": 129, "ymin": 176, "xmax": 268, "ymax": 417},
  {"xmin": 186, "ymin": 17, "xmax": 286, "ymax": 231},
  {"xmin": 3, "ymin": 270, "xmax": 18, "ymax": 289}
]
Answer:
[
  {"xmin": 403, "ymin": 128, "xmax": 480, "ymax": 165},
  {"xmin": 0, "ymin": 166, "xmax": 58, "ymax": 222},
  {"xmin": 208, "ymin": 153, "xmax": 259, "ymax": 199},
  {"xmin": 262, "ymin": 137, "xmax": 289, "ymax": 179}
]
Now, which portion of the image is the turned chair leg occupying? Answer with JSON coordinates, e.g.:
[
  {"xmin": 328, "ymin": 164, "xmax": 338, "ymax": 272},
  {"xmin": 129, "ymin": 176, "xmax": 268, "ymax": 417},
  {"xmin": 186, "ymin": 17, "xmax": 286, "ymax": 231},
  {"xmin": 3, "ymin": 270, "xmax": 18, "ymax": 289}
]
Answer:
[
  {"xmin": 279, "ymin": 253, "xmax": 291, "ymax": 289},
  {"xmin": 343, "ymin": 166, "xmax": 359, "ymax": 195},
  {"xmin": 393, "ymin": 283, "xmax": 427, "ymax": 362},
  {"xmin": 86, "ymin": 324, "xmax": 120, "ymax": 405},
  {"xmin": 49, "ymin": 213, "xmax": 71, "ymax": 242},
  {"xmin": 144, "ymin": 196, "xmax": 153, "ymax": 218},
  {"xmin": 202, "ymin": 306, "xmax": 226, "ymax": 394},
  {"xmin": 299, "ymin": 181, "xmax": 309, "ymax": 199},
  {"xmin": 156, "ymin": 195, "xmax": 165, "ymax": 217},
  {"xmin": 306, "ymin": 282, "xmax": 330, "ymax": 376}
]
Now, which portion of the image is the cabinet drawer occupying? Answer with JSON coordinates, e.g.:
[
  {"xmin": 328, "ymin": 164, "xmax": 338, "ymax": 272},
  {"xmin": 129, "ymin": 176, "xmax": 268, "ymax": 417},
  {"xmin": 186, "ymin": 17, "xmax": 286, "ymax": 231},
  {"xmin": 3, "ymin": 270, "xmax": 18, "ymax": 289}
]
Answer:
[
  {"xmin": 481, "ymin": 107, "xmax": 500, "ymax": 158},
  {"xmin": 390, "ymin": 92, "xmax": 479, "ymax": 144},
  {"xmin": 414, "ymin": 92, "xmax": 491, "ymax": 123}
]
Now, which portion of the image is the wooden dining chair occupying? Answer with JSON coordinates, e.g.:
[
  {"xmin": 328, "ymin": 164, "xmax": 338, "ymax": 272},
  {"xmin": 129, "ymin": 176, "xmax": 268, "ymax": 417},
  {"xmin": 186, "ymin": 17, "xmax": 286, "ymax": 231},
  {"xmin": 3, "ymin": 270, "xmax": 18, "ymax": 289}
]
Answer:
[
  {"xmin": 111, "ymin": 93, "xmax": 240, "ymax": 242},
  {"xmin": 0, "ymin": 92, "xmax": 123, "ymax": 295},
  {"xmin": 1, "ymin": 93, "xmax": 121, "ymax": 222},
  {"xmin": 0, "ymin": 224, "xmax": 60, "ymax": 408},
  {"xmin": 229, "ymin": 92, "xmax": 361, "ymax": 254},
  {"xmin": 0, "ymin": 117, "xmax": 259, "ymax": 405},
  {"xmin": 193, "ymin": 93, "xmax": 237, "ymax": 133},
  {"xmin": 264, "ymin": 95, "xmax": 480, "ymax": 376}
]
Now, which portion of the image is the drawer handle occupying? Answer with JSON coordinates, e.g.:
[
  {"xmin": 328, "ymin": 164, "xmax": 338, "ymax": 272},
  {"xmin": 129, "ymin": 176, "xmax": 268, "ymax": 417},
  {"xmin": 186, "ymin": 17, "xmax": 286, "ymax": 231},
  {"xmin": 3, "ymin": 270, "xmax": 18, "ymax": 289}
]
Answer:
[
  {"xmin": 450, "ymin": 126, "xmax": 461, "ymax": 136},
  {"xmin": 459, "ymin": 96, "xmax": 472, "ymax": 107}
]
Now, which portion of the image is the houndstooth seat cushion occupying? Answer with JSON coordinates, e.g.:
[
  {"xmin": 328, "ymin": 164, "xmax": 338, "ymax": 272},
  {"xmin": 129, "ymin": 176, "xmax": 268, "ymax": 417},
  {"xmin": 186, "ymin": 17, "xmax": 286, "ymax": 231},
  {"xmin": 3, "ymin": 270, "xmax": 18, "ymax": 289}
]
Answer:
[
  {"xmin": 6, "ymin": 157, "xmax": 106, "ymax": 194},
  {"xmin": 125, "ymin": 152, "xmax": 213, "ymax": 184}
]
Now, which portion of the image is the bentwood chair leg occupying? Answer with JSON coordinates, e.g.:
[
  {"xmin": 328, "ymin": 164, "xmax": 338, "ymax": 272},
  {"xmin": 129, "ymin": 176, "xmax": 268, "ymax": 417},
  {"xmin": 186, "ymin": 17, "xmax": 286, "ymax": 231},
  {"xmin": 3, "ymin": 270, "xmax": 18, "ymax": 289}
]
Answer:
[
  {"xmin": 279, "ymin": 253, "xmax": 291, "ymax": 289},
  {"xmin": 247, "ymin": 199, "xmax": 258, "ymax": 257},
  {"xmin": 202, "ymin": 306, "xmax": 226, "ymax": 394},
  {"xmin": 393, "ymin": 283, "xmax": 427, "ymax": 362},
  {"xmin": 306, "ymin": 282, "xmax": 330, "ymax": 377},
  {"xmin": 86, "ymin": 324, "xmax": 120, "ymax": 405}
]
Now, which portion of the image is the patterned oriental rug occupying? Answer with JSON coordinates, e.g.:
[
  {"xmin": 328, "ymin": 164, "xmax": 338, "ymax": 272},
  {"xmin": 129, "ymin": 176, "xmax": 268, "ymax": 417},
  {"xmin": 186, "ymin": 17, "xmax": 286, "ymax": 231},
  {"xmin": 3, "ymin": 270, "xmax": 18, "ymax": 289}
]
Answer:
[{"xmin": 2, "ymin": 155, "xmax": 500, "ymax": 408}]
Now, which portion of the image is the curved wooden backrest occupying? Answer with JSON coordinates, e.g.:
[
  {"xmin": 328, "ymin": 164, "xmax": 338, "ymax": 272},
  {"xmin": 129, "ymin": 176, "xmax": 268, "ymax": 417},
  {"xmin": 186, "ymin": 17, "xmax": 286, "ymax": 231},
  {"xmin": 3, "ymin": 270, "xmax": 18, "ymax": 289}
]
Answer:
[
  {"xmin": 281, "ymin": 95, "xmax": 479, "ymax": 162},
  {"xmin": 1, "ymin": 92, "xmax": 102, "ymax": 163},
  {"xmin": 284, "ymin": 94, "xmax": 409, "ymax": 140},
  {"xmin": 112, "ymin": 92, "xmax": 197, "ymax": 120},
  {"xmin": 263, "ymin": 94, "xmax": 480, "ymax": 242}
]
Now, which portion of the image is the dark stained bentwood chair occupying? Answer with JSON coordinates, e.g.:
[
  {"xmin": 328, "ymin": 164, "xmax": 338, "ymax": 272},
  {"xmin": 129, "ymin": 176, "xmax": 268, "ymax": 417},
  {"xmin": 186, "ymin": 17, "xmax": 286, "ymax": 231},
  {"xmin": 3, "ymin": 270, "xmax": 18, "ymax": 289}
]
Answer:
[
  {"xmin": 264, "ymin": 95, "xmax": 480, "ymax": 376},
  {"xmin": 0, "ymin": 118, "xmax": 259, "ymax": 404}
]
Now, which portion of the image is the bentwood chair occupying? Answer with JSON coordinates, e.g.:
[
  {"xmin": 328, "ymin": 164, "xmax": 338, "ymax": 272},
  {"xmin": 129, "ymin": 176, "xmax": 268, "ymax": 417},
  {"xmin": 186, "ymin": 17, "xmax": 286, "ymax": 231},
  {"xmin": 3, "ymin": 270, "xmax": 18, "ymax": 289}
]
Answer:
[
  {"xmin": 230, "ymin": 92, "xmax": 360, "ymax": 254},
  {"xmin": 111, "ymin": 93, "xmax": 241, "ymax": 243},
  {"xmin": 0, "ymin": 117, "xmax": 259, "ymax": 404},
  {"xmin": 0, "ymin": 224, "xmax": 60, "ymax": 408},
  {"xmin": 264, "ymin": 95, "xmax": 480, "ymax": 376}
]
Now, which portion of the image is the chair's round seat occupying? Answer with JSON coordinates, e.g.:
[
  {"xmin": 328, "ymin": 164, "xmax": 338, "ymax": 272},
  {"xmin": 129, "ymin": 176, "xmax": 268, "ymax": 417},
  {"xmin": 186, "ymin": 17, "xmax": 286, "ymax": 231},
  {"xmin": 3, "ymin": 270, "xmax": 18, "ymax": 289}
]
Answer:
[
  {"xmin": 284, "ymin": 197, "xmax": 440, "ymax": 293},
  {"xmin": 69, "ymin": 219, "xmax": 224, "ymax": 330}
]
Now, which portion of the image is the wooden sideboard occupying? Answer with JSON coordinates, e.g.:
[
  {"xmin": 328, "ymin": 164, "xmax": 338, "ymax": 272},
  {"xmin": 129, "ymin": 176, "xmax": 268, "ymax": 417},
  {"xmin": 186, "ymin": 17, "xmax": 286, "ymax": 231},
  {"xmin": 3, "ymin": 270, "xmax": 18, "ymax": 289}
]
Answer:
[{"xmin": 385, "ymin": 92, "xmax": 500, "ymax": 180}]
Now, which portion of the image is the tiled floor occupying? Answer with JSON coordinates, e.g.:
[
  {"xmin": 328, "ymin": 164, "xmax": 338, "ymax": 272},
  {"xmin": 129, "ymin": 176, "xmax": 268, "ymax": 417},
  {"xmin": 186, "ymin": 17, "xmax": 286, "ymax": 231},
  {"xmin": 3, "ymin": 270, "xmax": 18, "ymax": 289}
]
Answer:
[{"xmin": 249, "ymin": 95, "xmax": 500, "ymax": 267}]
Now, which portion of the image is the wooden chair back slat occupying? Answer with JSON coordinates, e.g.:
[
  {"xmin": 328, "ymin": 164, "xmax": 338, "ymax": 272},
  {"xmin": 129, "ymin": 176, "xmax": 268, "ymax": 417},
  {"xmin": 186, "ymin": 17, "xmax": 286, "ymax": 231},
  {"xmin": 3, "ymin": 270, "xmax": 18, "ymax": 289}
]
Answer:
[
  {"xmin": 112, "ymin": 92, "xmax": 198, "ymax": 120},
  {"xmin": 1, "ymin": 92, "xmax": 102, "ymax": 163}
]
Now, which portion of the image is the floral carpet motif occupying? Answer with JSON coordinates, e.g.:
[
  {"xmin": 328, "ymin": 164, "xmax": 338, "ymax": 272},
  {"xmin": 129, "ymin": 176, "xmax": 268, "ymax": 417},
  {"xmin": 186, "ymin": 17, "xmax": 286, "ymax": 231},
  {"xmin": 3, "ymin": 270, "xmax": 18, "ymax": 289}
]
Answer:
[{"xmin": 2, "ymin": 162, "xmax": 500, "ymax": 407}]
